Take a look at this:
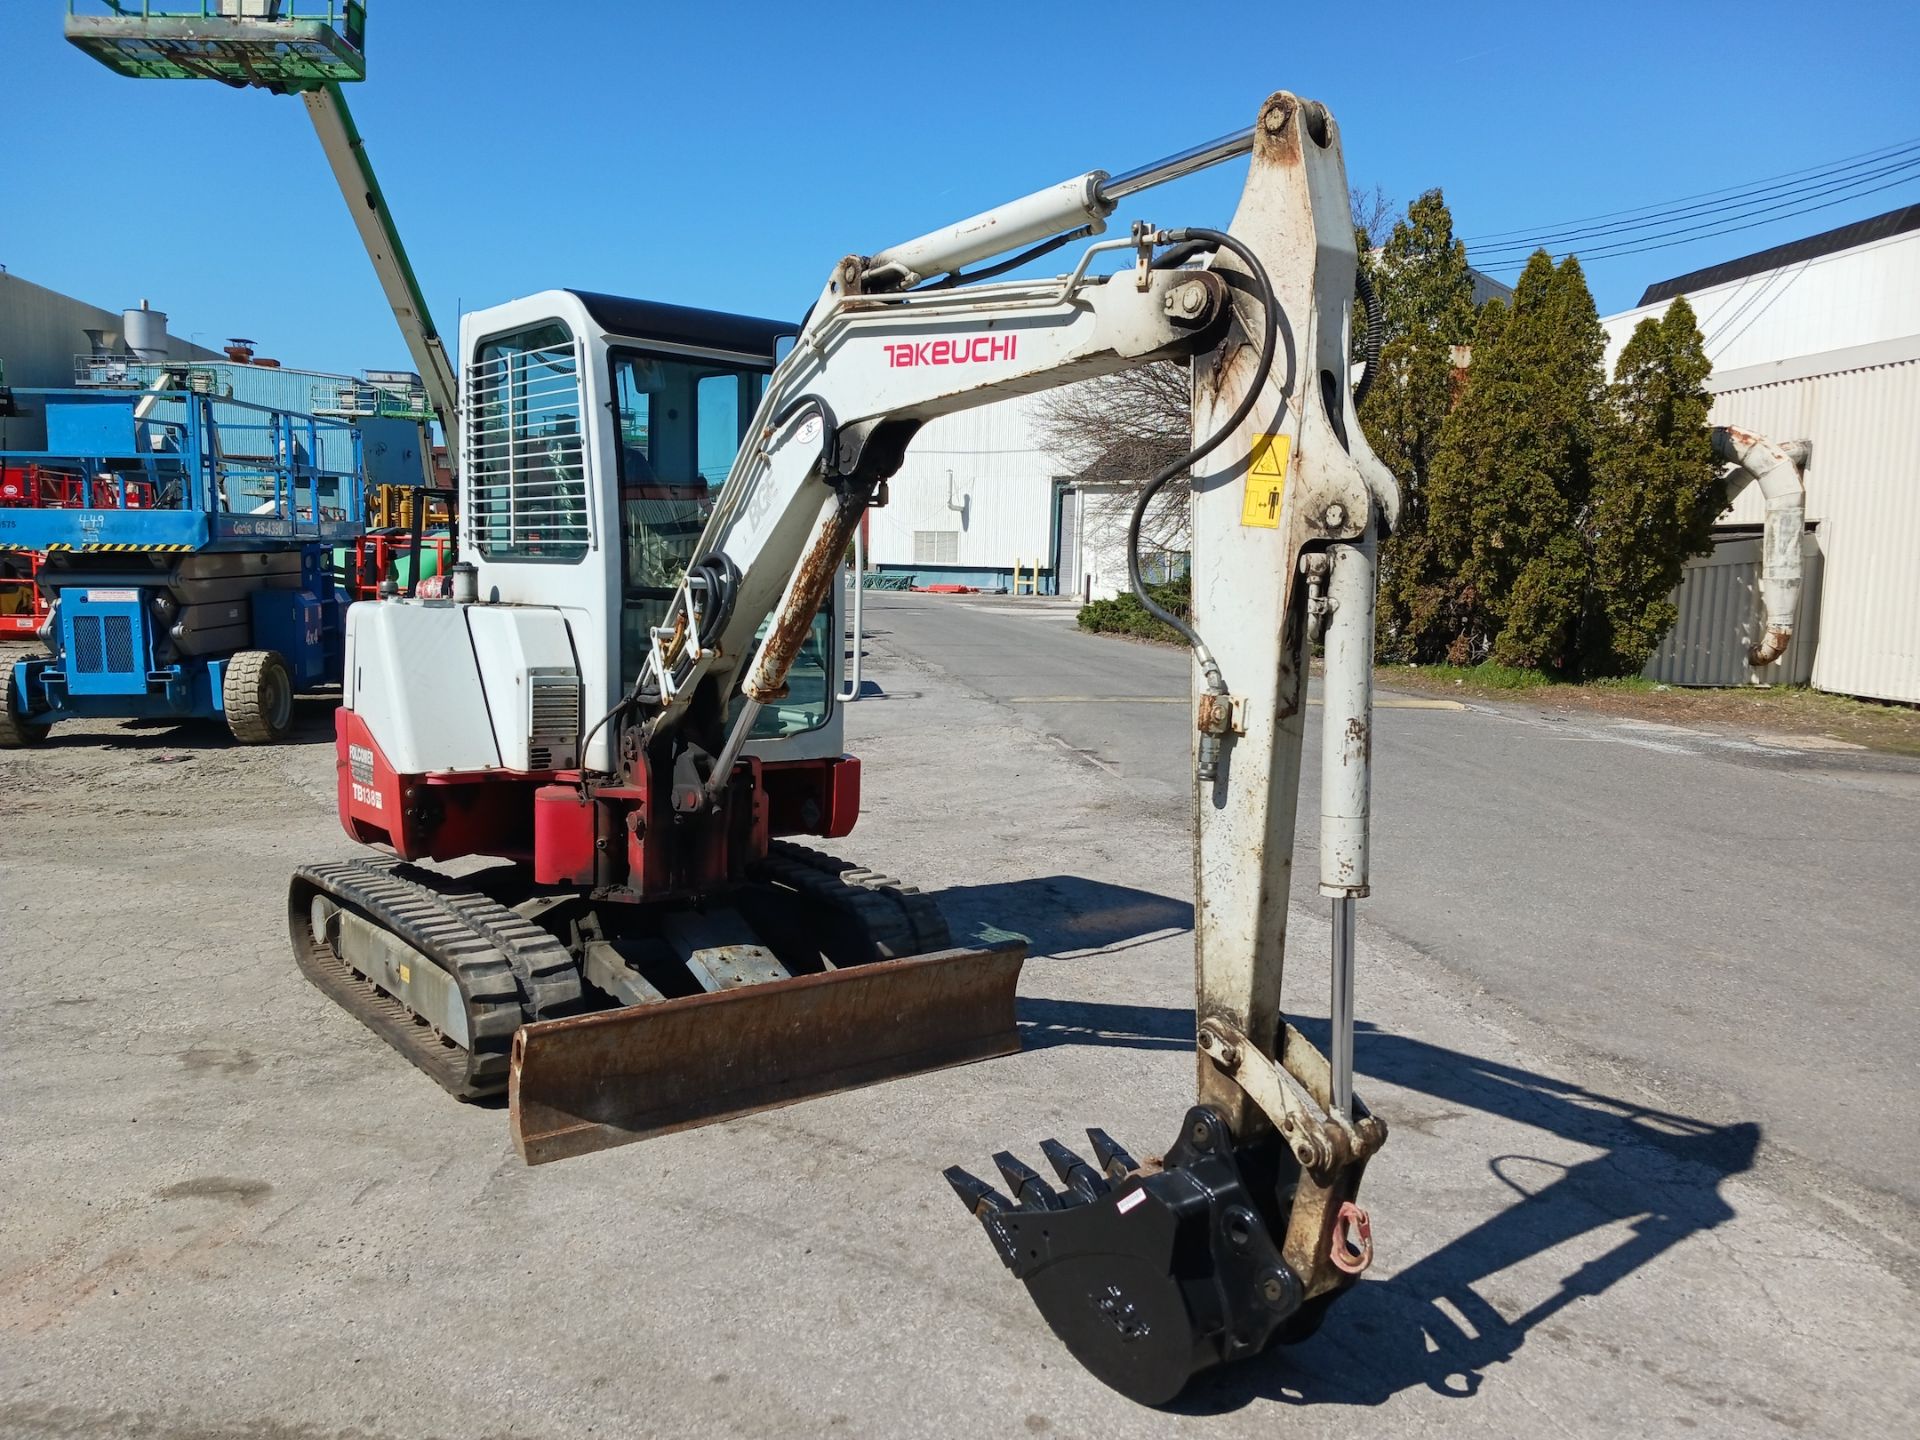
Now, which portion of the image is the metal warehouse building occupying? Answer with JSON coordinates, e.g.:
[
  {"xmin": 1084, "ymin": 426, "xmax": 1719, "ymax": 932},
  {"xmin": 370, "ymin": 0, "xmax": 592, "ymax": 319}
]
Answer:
[
  {"xmin": 0, "ymin": 273, "xmax": 221, "ymax": 447},
  {"xmin": 863, "ymin": 391, "xmax": 1156, "ymax": 601},
  {"xmin": 1602, "ymin": 205, "xmax": 1920, "ymax": 704},
  {"xmin": 1, "ymin": 272, "xmax": 430, "ymax": 489}
]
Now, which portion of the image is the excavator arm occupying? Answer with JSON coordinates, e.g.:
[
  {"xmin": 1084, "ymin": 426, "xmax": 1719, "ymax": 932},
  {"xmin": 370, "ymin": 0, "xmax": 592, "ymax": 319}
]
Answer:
[{"xmin": 637, "ymin": 92, "xmax": 1399, "ymax": 1404}]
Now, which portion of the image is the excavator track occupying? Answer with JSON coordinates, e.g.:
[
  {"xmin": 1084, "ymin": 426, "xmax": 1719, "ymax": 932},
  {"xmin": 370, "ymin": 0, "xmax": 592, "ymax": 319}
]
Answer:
[
  {"xmin": 288, "ymin": 860, "xmax": 580, "ymax": 1100},
  {"xmin": 751, "ymin": 840, "xmax": 952, "ymax": 960},
  {"xmin": 387, "ymin": 863, "xmax": 584, "ymax": 1019}
]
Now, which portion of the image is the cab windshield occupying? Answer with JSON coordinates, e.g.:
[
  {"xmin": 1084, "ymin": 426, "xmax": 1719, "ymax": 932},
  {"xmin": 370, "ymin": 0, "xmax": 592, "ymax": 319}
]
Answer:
[{"xmin": 611, "ymin": 348, "xmax": 832, "ymax": 739}]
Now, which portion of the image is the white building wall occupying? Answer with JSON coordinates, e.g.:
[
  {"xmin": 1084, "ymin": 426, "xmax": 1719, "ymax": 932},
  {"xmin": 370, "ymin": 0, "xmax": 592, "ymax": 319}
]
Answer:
[
  {"xmin": 1706, "ymin": 342, "xmax": 1920, "ymax": 703},
  {"xmin": 1601, "ymin": 227, "xmax": 1920, "ymax": 373},
  {"xmin": 1601, "ymin": 226, "xmax": 1920, "ymax": 703},
  {"xmin": 867, "ymin": 390, "xmax": 1061, "ymax": 584}
]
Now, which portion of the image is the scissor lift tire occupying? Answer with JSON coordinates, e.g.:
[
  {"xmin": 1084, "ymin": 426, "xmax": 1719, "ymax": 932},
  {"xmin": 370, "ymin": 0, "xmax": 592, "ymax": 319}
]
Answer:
[
  {"xmin": 0, "ymin": 669, "xmax": 50, "ymax": 748},
  {"xmin": 225, "ymin": 649, "xmax": 294, "ymax": 745}
]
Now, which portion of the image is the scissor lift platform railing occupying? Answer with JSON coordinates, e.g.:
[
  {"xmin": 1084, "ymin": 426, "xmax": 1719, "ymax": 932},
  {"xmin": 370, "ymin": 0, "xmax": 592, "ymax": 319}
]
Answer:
[
  {"xmin": 64, "ymin": 3, "xmax": 366, "ymax": 88},
  {"xmin": 0, "ymin": 389, "xmax": 363, "ymax": 555}
]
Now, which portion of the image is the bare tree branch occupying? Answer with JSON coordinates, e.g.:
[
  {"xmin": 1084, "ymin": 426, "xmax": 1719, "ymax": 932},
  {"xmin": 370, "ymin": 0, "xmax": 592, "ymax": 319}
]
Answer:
[
  {"xmin": 1350, "ymin": 184, "xmax": 1397, "ymax": 248},
  {"xmin": 1033, "ymin": 363, "xmax": 1193, "ymax": 556}
]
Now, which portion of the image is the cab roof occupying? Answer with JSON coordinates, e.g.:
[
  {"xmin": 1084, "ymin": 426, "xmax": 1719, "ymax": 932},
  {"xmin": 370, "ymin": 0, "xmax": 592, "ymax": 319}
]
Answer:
[{"xmin": 567, "ymin": 290, "xmax": 795, "ymax": 359}]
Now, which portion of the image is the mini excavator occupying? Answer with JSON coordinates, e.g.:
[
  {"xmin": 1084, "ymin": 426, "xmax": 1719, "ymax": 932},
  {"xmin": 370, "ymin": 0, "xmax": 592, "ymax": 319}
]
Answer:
[{"xmin": 69, "ymin": 3, "xmax": 1400, "ymax": 1403}]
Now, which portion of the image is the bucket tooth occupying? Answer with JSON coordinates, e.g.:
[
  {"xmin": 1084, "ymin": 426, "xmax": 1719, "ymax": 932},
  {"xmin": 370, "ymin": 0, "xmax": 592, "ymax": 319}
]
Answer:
[
  {"xmin": 1085, "ymin": 1127, "xmax": 1140, "ymax": 1182},
  {"xmin": 1039, "ymin": 1137, "xmax": 1109, "ymax": 1201},
  {"xmin": 992, "ymin": 1150, "xmax": 1065, "ymax": 1210},
  {"xmin": 943, "ymin": 1166, "xmax": 1012, "ymax": 1217}
]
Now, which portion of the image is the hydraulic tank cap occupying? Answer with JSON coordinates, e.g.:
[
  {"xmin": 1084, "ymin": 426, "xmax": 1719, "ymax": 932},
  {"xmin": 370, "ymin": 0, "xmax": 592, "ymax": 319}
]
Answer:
[{"xmin": 449, "ymin": 562, "xmax": 479, "ymax": 604}]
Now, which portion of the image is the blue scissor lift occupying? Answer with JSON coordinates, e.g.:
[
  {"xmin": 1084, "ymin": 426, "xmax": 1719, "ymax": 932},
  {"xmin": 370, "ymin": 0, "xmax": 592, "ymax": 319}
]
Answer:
[{"xmin": 0, "ymin": 384, "xmax": 363, "ymax": 745}]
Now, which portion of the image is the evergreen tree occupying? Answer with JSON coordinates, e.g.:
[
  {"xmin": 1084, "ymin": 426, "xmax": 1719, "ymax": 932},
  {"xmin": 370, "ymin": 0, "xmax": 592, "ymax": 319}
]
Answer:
[
  {"xmin": 1358, "ymin": 190, "xmax": 1478, "ymax": 661},
  {"xmin": 1581, "ymin": 297, "xmax": 1720, "ymax": 674},
  {"xmin": 1428, "ymin": 253, "xmax": 1608, "ymax": 670}
]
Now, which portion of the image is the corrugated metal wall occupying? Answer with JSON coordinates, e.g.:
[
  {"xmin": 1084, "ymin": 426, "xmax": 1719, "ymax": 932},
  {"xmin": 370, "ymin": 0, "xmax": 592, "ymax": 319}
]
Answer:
[
  {"xmin": 1645, "ymin": 534, "xmax": 1822, "ymax": 687},
  {"xmin": 1707, "ymin": 354, "xmax": 1920, "ymax": 702}
]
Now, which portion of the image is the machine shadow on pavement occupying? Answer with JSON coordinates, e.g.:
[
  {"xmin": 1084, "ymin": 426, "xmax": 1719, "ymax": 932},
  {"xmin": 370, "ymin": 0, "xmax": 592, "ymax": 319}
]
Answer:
[
  {"xmin": 1015, "ymin": 998, "xmax": 1762, "ymax": 1413},
  {"xmin": 35, "ymin": 693, "xmax": 341, "ymax": 752},
  {"xmin": 930, "ymin": 875, "xmax": 1195, "ymax": 959}
]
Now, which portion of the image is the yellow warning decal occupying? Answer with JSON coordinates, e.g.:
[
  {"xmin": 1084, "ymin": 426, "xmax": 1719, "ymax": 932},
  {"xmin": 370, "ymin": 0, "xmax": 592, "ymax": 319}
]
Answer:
[
  {"xmin": 1242, "ymin": 433, "xmax": 1290, "ymax": 528},
  {"xmin": 398, "ymin": 964, "xmax": 411, "ymax": 985}
]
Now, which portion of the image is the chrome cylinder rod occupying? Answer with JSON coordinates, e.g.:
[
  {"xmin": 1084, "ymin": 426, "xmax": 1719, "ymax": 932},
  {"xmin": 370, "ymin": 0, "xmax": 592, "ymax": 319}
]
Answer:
[
  {"xmin": 1096, "ymin": 127, "xmax": 1256, "ymax": 204},
  {"xmin": 1330, "ymin": 896, "xmax": 1357, "ymax": 1116},
  {"xmin": 706, "ymin": 699, "xmax": 762, "ymax": 802},
  {"xmin": 868, "ymin": 126, "xmax": 1258, "ymax": 286}
]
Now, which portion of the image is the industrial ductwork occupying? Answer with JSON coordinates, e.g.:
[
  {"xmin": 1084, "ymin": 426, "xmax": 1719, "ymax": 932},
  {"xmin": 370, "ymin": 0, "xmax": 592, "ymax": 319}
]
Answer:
[{"xmin": 1712, "ymin": 426, "xmax": 1812, "ymax": 668}]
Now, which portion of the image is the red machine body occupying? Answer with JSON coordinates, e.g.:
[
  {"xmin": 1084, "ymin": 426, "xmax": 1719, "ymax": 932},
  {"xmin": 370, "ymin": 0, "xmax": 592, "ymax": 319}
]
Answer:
[{"xmin": 334, "ymin": 707, "xmax": 861, "ymax": 901}]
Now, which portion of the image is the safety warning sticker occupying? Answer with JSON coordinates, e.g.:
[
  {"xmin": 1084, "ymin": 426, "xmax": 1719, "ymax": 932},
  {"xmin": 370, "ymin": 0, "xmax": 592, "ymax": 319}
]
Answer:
[{"xmin": 1241, "ymin": 433, "xmax": 1290, "ymax": 528}]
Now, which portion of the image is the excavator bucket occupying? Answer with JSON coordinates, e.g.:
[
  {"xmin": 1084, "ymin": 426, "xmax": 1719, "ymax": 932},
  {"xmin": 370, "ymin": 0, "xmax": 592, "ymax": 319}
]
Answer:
[
  {"xmin": 944, "ymin": 1102, "xmax": 1373, "ymax": 1406},
  {"xmin": 511, "ymin": 941, "xmax": 1026, "ymax": 1164}
]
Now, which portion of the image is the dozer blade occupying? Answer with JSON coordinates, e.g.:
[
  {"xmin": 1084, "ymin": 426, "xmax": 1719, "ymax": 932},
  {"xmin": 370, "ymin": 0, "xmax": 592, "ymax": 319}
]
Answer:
[{"xmin": 511, "ymin": 941, "xmax": 1025, "ymax": 1164}]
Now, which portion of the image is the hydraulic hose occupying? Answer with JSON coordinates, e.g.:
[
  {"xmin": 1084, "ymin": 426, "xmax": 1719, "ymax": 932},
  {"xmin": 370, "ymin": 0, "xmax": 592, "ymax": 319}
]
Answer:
[
  {"xmin": 1352, "ymin": 265, "xmax": 1383, "ymax": 410},
  {"xmin": 577, "ymin": 693, "xmax": 634, "ymax": 776},
  {"xmin": 1125, "ymin": 227, "xmax": 1278, "ymax": 712},
  {"xmin": 914, "ymin": 227, "xmax": 1095, "ymax": 291}
]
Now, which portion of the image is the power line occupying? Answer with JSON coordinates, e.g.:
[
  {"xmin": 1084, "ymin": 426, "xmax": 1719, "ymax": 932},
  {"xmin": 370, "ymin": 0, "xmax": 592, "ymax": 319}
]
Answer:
[
  {"xmin": 1471, "ymin": 166, "xmax": 1920, "ymax": 272},
  {"xmin": 1703, "ymin": 256, "xmax": 1816, "ymax": 357},
  {"xmin": 1460, "ymin": 135, "xmax": 1920, "ymax": 243},
  {"xmin": 1468, "ymin": 152, "xmax": 1920, "ymax": 263},
  {"xmin": 1464, "ymin": 143, "xmax": 1920, "ymax": 254}
]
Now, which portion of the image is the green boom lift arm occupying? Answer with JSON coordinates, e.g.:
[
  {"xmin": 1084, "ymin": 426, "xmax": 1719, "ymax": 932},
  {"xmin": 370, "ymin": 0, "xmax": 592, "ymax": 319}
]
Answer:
[{"xmin": 65, "ymin": 3, "xmax": 459, "ymax": 458}]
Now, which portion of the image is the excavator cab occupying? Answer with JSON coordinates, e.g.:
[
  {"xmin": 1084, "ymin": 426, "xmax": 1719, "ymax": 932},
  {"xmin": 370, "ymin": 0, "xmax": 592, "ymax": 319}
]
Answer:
[{"xmin": 445, "ymin": 289, "xmax": 846, "ymax": 772}]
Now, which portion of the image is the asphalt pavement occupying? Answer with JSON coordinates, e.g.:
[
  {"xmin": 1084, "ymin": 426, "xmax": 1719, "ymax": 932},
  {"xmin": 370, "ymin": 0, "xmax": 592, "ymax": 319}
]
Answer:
[
  {"xmin": 4, "ymin": 606, "xmax": 1916, "ymax": 1438},
  {"xmin": 862, "ymin": 591, "xmax": 1920, "ymax": 1232}
]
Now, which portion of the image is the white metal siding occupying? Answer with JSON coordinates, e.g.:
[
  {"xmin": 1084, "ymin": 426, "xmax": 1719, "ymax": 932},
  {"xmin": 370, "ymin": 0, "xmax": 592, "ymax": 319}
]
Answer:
[
  {"xmin": 868, "ymin": 391, "xmax": 1060, "ymax": 570},
  {"xmin": 1703, "ymin": 355, "xmax": 1920, "ymax": 702},
  {"xmin": 1601, "ymin": 228, "xmax": 1920, "ymax": 374}
]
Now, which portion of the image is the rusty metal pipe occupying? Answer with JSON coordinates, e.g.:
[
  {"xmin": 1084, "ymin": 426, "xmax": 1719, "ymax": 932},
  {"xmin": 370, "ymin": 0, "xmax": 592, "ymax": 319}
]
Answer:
[
  {"xmin": 743, "ymin": 485, "xmax": 866, "ymax": 705},
  {"xmin": 1712, "ymin": 426, "xmax": 1810, "ymax": 668}
]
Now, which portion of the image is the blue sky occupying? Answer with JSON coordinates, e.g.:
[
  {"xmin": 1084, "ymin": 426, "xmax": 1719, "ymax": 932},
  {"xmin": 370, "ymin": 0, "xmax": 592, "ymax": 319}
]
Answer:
[{"xmin": 5, "ymin": 1, "xmax": 1917, "ymax": 377}]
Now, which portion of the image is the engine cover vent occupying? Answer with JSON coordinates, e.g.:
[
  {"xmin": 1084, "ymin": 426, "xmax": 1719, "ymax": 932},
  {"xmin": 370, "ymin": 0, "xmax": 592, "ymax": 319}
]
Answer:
[{"xmin": 527, "ymin": 668, "xmax": 581, "ymax": 771}]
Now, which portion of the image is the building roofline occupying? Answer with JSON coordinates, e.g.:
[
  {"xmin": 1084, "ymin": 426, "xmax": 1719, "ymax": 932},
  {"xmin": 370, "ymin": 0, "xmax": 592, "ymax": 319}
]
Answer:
[{"xmin": 1637, "ymin": 204, "xmax": 1920, "ymax": 305}]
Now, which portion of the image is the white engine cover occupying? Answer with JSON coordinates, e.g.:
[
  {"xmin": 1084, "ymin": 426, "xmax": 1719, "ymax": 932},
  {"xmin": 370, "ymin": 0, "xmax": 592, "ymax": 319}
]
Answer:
[
  {"xmin": 344, "ymin": 600, "xmax": 581, "ymax": 775},
  {"xmin": 465, "ymin": 604, "xmax": 583, "ymax": 771}
]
